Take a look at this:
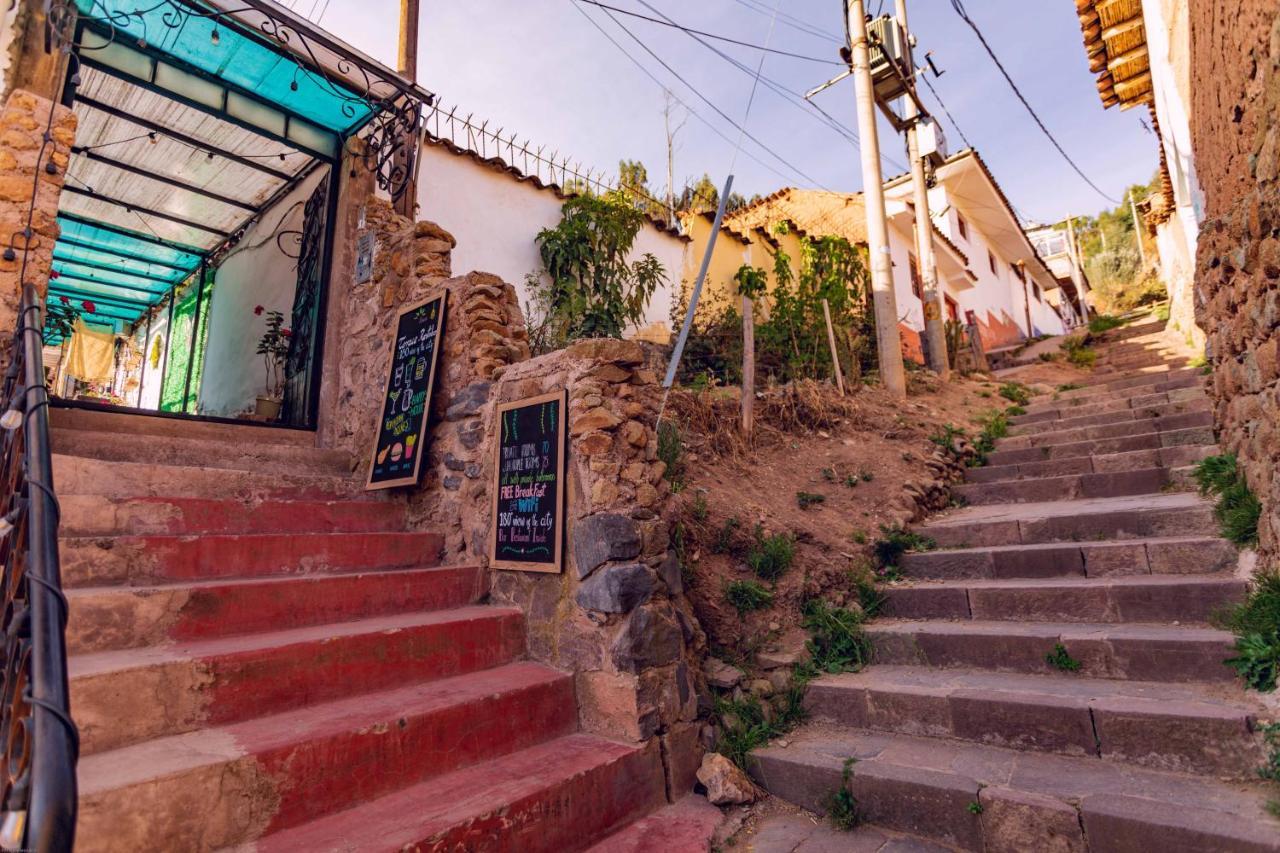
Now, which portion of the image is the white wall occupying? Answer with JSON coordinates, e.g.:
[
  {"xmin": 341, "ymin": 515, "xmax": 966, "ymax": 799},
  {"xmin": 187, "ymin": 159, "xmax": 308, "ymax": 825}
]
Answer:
[
  {"xmin": 136, "ymin": 310, "xmax": 169, "ymax": 410},
  {"xmin": 199, "ymin": 168, "xmax": 328, "ymax": 417},
  {"xmin": 887, "ymin": 220, "xmax": 924, "ymax": 332},
  {"xmin": 416, "ymin": 143, "xmax": 689, "ymax": 341},
  {"xmin": 937, "ymin": 199, "xmax": 1023, "ymax": 346}
]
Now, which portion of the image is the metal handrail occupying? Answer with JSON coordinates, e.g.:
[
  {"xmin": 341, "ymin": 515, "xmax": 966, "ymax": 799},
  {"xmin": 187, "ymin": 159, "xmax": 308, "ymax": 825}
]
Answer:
[{"xmin": 0, "ymin": 285, "xmax": 77, "ymax": 852}]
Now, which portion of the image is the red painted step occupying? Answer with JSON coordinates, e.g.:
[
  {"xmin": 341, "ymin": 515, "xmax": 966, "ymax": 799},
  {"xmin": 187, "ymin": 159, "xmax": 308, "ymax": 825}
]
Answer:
[
  {"xmin": 72, "ymin": 606, "xmax": 525, "ymax": 753},
  {"xmin": 60, "ymin": 494, "xmax": 407, "ymax": 536},
  {"xmin": 60, "ymin": 530, "xmax": 445, "ymax": 586},
  {"xmin": 583, "ymin": 795, "xmax": 723, "ymax": 852},
  {"xmin": 77, "ymin": 663, "xmax": 579, "ymax": 853},
  {"xmin": 239, "ymin": 734, "xmax": 668, "ymax": 853},
  {"xmin": 66, "ymin": 564, "xmax": 486, "ymax": 653}
]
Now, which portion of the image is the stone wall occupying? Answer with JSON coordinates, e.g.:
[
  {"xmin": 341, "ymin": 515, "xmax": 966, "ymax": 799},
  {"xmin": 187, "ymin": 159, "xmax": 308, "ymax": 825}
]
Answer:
[
  {"xmin": 0, "ymin": 88, "xmax": 73, "ymax": 367},
  {"xmin": 1189, "ymin": 1, "xmax": 1280, "ymax": 565}
]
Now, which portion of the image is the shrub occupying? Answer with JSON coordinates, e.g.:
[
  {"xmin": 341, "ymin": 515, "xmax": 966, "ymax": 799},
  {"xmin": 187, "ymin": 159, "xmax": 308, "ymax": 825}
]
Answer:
[
  {"xmin": 1087, "ymin": 314, "xmax": 1124, "ymax": 335},
  {"xmin": 1193, "ymin": 454, "xmax": 1261, "ymax": 547},
  {"xmin": 1216, "ymin": 570, "xmax": 1280, "ymax": 692},
  {"xmin": 1061, "ymin": 336, "xmax": 1097, "ymax": 368},
  {"xmin": 800, "ymin": 599, "xmax": 871, "ymax": 674},
  {"xmin": 747, "ymin": 527, "xmax": 796, "ymax": 582},
  {"xmin": 657, "ymin": 421, "xmax": 685, "ymax": 488},
  {"xmin": 797, "ymin": 491, "xmax": 826, "ymax": 510},
  {"xmin": 725, "ymin": 580, "xmax": 774, "ymax": 614},
  {"xmin": 1046, "ymin": 643, "xmax": 1082, "ymax": 672},
  {"xmin": 998, "ymin": 382, "xmax": 1031, "ymax": 405},
  {"xmin": 1225, "ymin": 631, "xmax": 1280, "ymax": 692},
  {"xmin": 714, "ymin": 693, "xmax": 805, "ymax": 769},
  {"xmin": 827, "ymin": 758, "xmax": 861, "ymax": 831},
  {"xmin": 873, "ymin": 524, "xmax": 935, "ymax": 568}
]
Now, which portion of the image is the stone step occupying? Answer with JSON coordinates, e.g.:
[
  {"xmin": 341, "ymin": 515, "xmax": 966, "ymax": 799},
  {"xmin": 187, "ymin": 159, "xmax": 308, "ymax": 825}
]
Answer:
[
  {"xmin": 965, "ymin": 444, "xmax": 1216, "ymax": 485},
  {"xmin": 49, "ymin": 405, "xmax": 317, "ymax": 446},
  {"xmin": 984, "ymin": 425, "xmax": 1214, "ymax": 468},
  {"xmin": 748, "ymin": 728, "xmax": 1280, "ymax": 852},
  {"xmin": 54, "ymin": 454, "xmax": 361, "ymax": 501},
  {"xmin": 1025, "ymin": 368, "xmax": 1203, "ymax": 409},
  {"xmin": 920, "ymin": 493, "xmax": 1218, "ymax": 548},
  {"xmin": 60, "ymin": 530, "xmax": 444, "ymax": 587},
  {"xmin": 76, "ymin": 662, "xmax": 580, "ymax": 853},
  {"xmin": 52, "ymin": 427, "xmax": 353, "ymax": 477},
  {"xmin": 882, "ymin": 574, "xmax": 1246, "ymax": 624},
  {"xmin": 993, "ymin": 410, "xmax": 1212, "ymax": 453},
  {"xmin": 867, "ymin": 619, "xmax": 1236, "ymax": 682},
  {"xmin": 900, "ymin": 536, "xmax": 1236, "ymax": 580},
  {"xmin": 66, "ymin": 564, "xmax": 486, "ymax": 654},
  {"xmin": 953, "ymin": 466, "xmax": 1183, "ymax": 506},
  {"xmin": 582, "ymin": 795, "xmax": 723, "ymax": 852},
  {"xmin": 60, "ymin": 494, "xmax": 406, "ymax": 537},
  {"xmin": 1017, "ymin": 383, "xmax": 1207, "ymax": 424},
  {"xmin": 1007, "ymin": 396, "xmax": 1209, "ymax": 436},
  {"xmin": 238, "ymin": 733, "xmax": 667, "ymax": 853},
  {"xmin": 71, "ymin": 605, "xmax": 524, "ymax": 754},
  {"xmin": 804, "ymin": 666, "xmax": 1265, "ymax": 777}
]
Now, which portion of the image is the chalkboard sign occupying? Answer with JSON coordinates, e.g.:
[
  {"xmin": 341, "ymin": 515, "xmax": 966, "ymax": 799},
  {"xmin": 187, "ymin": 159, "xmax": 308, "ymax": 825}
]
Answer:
[
  {"xmin": 490, "ymin": 390, "xmax": 567, "ymax": 572},
  {"xmin": 365, "ymin": 292, "xmax": 448, "ymax": 490}
]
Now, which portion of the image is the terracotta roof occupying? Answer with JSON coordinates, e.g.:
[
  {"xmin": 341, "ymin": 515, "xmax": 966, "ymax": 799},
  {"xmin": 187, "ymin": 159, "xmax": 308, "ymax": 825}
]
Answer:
[
  {"xmin": 423, "ymin": 134, "xmax": 689, "ymax": 240},
  {"xmin": 1075, "ymin": 0, "xmax": 1152, "ymax": 110}
]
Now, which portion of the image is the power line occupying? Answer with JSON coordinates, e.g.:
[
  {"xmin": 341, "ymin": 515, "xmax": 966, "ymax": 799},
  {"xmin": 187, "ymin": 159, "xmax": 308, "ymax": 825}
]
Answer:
[
  {"xmin": 918, "ymin": 73, "xmax": 972, "ymax": 150},
  {"xmin": 576, "ymin": 0, "xmax": 841, "ymax": 65},
  {"xmin": 948, "ymin": 0, "xmax": 1119, "ymax": 204},
  {"xmin": 729, "ymin": 0, "xmax": 839, "ymax": 45}
]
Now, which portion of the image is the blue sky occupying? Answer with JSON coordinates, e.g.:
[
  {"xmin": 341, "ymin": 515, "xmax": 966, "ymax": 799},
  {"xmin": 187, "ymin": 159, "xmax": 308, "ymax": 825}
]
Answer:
[{"xmin": 318, "ymin": 0, "xmax": 1158, "ymax": 223}]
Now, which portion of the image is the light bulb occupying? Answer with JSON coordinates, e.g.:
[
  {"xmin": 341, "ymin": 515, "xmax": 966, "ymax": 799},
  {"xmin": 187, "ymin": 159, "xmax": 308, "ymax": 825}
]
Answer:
[
  {"xmin": 211, "ymin": 28, "xmax": 220, "ymax": 46},
  {"xmin": 0, "ymin": 408, "xmax": 21, "ymax": 430}
]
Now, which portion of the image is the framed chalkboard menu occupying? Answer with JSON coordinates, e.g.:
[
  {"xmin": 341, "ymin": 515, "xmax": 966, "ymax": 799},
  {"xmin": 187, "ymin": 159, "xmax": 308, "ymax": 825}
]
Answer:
[
  {"xmin": 365, "ymin": 292, "xmax": 448, "ymax": 490},
  {"xmin": 490, "ymin": 390, "xmax": 567, "ymax": 572}
]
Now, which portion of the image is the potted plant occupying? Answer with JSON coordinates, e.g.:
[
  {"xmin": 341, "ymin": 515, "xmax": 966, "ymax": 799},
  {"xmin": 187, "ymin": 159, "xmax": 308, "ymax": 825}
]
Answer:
[{"xmin": 254, "ymin": 306, "xmax": 291, "ymax": 419}]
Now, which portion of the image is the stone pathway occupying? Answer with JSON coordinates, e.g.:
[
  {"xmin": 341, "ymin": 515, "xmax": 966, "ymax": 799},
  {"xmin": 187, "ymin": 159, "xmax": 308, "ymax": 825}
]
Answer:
[{"xmin": 745, "ymin": 319, "xmax": 1280, "ymax": 851}]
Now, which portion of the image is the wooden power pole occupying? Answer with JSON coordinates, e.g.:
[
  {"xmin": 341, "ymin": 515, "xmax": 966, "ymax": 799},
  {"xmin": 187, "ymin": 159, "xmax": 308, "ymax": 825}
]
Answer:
[
  {"xmin": 847, "ymin": 0, "xmax": 906, "ymax": 397},
  {"xmin": 1128, "ymin": 189, "xmax": 1147, "ymax": 266},
  {"xmin": 895, "ymin": 0, "xmax": 949, "ymax": 379},
  {"xmin": 394, "ymin": 0, "xmax": 421, "ymax": 218}
]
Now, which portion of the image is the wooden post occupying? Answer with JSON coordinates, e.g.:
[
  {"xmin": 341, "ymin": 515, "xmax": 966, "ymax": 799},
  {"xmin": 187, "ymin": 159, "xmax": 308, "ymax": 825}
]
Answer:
[
  {"xmin": 822, "ymin": 298, "xmax": 846, "ymax": 395},
  {"xmin": 394, "ymin": 0, "xmax": 421, "ymax": 219},
  {"xmin": 742, "ymin": 294, "xmax": 755, "ymax": 439}
]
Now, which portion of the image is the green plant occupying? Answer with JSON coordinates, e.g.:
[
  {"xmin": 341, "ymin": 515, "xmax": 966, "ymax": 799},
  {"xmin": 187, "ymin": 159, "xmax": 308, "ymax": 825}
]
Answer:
[
  {"xmin": 928, "ymin": 423, "xmax": 966, "ymax": 454},
  {"xmin": 528, "ymin": 193, "xmax": 666, "ymax": 351},
  {"xmin": 1260, "ymin": 723, "xmax": 1280, "ymax": 782},
  {"xmin": 800, "ymin": 599, "xmax": 871, "ymax": 674},
  {"xmin": 714, "ymin": 692, "xmax": 806, "ymax": 769},
  {"xmin": 1155, "ymin": 302, "xmax": 1171, "ymax": 322},
  {"xmin": 657, "ymin": 421, "xmax": 685, "ymax": 488},
  {"xmin": 43, "ymin": 297, "xmax": 82, "ymax": 342},
  {"xmin": 797, "ymin": 491, "xmax": 826, "ymax": 510},
  {"xmin": 860, "ymin": 469, "xmax": 874, "ymax": 482},
  {"xmin": 1087, "ymin": 314, "xmax": 1125, "ymax": 335},
  {"xmin": 1226, "ymin": 631, "xmax": 1280, "ymax": 692},
  {"xmin": 873, "ymin": 524, "xmax": 935, "ymax": 569},
  {"xmin": 747, "ymin": 527, "xmax": 796, "ymax": 582},
  {"xmin": 1194, "ymin": 455, "xmax": 1261, "ymax": 547},
  {"xmin": 255, "ymin": 308, "xmax": 291, "ymax": 399},
  {"xmin": 854, "ymin": 579, "xmax": 887, "ymax": 618},
  {"xmin": 1057, "ymin": 383, "xmax": 1083, "ymax": 392},
  {"xmin": 713, "ymin": 517, "xmax": 741, "ymax": 554},
  {"xmin": 967, "ymin": 801, "xmax": 984, "ymax": 815},
  {"xmin": 821, "ymin": 467, "xmax": 837, "ymax": 483},
  {"xmin": 1046, "ymin": 643, "xmax": 1082, "ymax": 672},
  {"xmin": 725, "ymin": 580, "xmax": 774, "ymax": 614},
  {"xmin": 827, "ymin": 757, "xmax": 860, "ymax": 831},
  {"xmin": 998, "ymin": 382, "xmax": 1031, "ymax": 406},
  {"xmin": 1005, "ymin": 405, "xmax": 1026, "ymax": 417},
  {"xmin": 850, "ymin": 530, "xmax": 868, "ymax": 545},
  {"xmin": 690, "ymin": 492, "xmax": 709, "ymax": 523},
  {"xmin": 1061, "ymin": 336, "xmax": 1097, "ymax": 368}
]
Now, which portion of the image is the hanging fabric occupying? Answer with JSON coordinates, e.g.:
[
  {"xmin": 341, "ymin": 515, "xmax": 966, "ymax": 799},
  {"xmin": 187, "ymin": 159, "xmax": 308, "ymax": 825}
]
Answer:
[{"xmin": 64, "ymin": 319, "xmax": 116, "ymax": 383}]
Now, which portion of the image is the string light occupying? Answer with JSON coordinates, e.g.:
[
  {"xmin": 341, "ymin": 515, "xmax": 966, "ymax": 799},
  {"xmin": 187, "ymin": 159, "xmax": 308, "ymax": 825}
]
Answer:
[{"xmin": 210, "ymin": 28, "xmax": 220, "ymax": 46}]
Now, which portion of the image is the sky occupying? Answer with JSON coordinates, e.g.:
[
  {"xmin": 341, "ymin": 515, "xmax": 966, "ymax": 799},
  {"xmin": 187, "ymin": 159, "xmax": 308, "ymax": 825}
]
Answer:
[{"xmin": 307, "ymin": 0, "xmax": 1159, "ymax": 224}]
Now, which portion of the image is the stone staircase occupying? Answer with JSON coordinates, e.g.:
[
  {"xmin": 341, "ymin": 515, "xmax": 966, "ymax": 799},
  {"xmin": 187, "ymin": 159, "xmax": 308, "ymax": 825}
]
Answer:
[
  {"xmin": 54, "ymin": 407, "xmax": 696, "ymax": 852},
  {"xmin": 748, "ymin": 322, "xmax": 1280, "ymax": 851}
]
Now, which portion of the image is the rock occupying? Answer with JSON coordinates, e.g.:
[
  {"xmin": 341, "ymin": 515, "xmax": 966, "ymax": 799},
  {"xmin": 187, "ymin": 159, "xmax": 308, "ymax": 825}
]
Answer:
[
  {"xmin": 612, "ymin": 604, "xmax": 684, "ymax": 672},
  {"xmin": 457, "ymin": 420, "xmax": 484, "ymax": 449},
  {"xmin": 704, "ymin": 657, "xmax": 744, "ymax": 690},
  {"xmin": 657, "ymin": 549, "xmax": 683, "ymax": 594},
  {"xmin": 442, "ymin": 475, "xmax": 462, "ymax": 491},
  {"xmin": 572, "ymin": 406, "xmax": 623, "ymax": 435},
  {"xmin": 442, "ymin": 452, "xmax": 467, "ymax": 472},
  {"xmin": 572, "ymin": 513, "xmax": 642, "ymax": 579},
  {"xmin": 766, "ymin": 669, "xmax": 791, "ymax": 694},
  {"xmin": 748, "ymin": 679, "xmax": 774, "ymax": 698},
  {"xmin": 696, "ymin": 753, "xmax": 757, "ymax": 805},
  {"xmin": 567, "ymin": 338, "xmax": 646, "ymax": 365},
  {"xmin": 445, "ymin": 381, "xmax": 491, "ymax": 421},
  {"xmin": 574, "ymin": 562, "xmax": 654, "ymax": 614}
]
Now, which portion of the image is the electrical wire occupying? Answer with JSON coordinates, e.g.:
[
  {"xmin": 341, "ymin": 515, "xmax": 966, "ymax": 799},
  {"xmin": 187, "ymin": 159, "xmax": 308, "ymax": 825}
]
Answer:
[
  {"xmin": 918, "ymin": 72, "xmax": 972, "ymax": 150},
  {"xmin": 729, "ymin": 0, "xmax": 839, "ymax": 44},
  {"xmin": 575, "ymin": 0, "xmax": 841, "ymax": 65},
  {"xmin": 948, "ymin": 0, "xmax": 1119, "ymax": 204}
]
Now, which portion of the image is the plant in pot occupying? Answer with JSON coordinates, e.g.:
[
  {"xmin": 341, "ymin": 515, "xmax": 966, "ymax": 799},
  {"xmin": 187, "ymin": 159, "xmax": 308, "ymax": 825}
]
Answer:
[{"xmin": 254, "ymin": 306, "xmax": 291, "ymax": 419}]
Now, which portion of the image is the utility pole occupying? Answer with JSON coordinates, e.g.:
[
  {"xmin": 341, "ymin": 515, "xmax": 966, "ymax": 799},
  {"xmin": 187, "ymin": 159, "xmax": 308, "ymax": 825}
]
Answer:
[
  {"xmin": 1066, "ymin": 215, "xmax": 1090, "ymax": 320},
  {"xmin": 1128, "ymin": 188, "xmax": 1147, "ymax": 266},
  {"xmin": 394, "ymin": 0, "xmax": 421, "ymax": 218},
  {"xmin": 847, "ymin": 0, "xmax": 906, "ymax": 397},
  {"xmin": 663, "ymin": 91, "xmax": 685, "ymax": 226},
  {"xmin": 895, "ymin": 0, "xmax": 949, "ymax": 379}
]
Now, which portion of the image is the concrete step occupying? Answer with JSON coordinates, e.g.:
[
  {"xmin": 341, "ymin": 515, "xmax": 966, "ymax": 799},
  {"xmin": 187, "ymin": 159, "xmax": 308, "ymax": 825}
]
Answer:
[
  {"xmin": 919, "ymin": 493, "xmax": 1218, "ymax": 548},
  {"xmin": 49, "ymin": 405, "xmax": 317, "ymax": 446},
  {"xmin": 66, "ymin": 564, "xmax": 486, "ymax": 654},
  {"xmin": 52, "ymin": 427, "xmax": 353, "ymax": 477},
  {"xmin": 953, "ymin": 466, "xmax": 1184, "ymax": 506},
  {"xmin": 71, "ymin": 605, "xmax": 524, "ymax": 754},
  {"xmin": 60, "ymin": 494, "xmax": 406, "ymax": 536},
  {"xmin": 965, "ymin": 444, "xmax": 1216, "ymax": 485},
  {"xmin": 984, "ymin": 425, "xmax": 1215, "ymax": 468},
  {"xmin": 582, "ymin": 795, "xmax": 723, "ymax": 852},
  {"xmin": 60, "ymin": 530, "xmax": 444, "ymax": 587},
  {"xmin": 749, "ymin": 728, "xmax": 1280, "ymax": 852},
  {"xmin": 882, "ymin": 574, "xmax": 1246, "ymax": 624},
  {"xmin": 239, "ymin": 733, "xmax": 667, "ymax": 853},
  {"xmin": 900, "ymin": 536, "xmax": 1236, "ymax": 580},
  {"xmin": 867, "ymin": 618, "xmax": 1236, "ymax": 682},
  {"xmin": 804, "ymin": 666, "xmax": 1265, "ymax": 777},
  {"xmin": 993, "ymin": 410, "xmax": 1212, "ymax": 453},
  {"xmin": 54, "ymin": 453, "xmax": 361, "ymax": 501},
  {"xmin": 1007, "ymin": 396, "xmax": 1209, "ymax": 436},
  {"xmin": 76, "ymin": 662, "xmax": 579, "ymax": 853}
]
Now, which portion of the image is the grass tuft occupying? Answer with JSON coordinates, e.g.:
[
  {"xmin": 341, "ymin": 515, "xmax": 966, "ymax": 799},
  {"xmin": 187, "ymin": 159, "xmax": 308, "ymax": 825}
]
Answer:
[
  {"xmin": 1046, "ymin": 643, "xmax": 1082, "ymax": 672},
  {"xmin": 725, "ymin": 580, "xmax": 774, "ymax": 614}
]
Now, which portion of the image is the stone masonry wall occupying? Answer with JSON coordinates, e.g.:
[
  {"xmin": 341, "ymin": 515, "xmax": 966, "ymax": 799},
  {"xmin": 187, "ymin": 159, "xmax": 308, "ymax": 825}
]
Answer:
[
  {"xmin": 0, "ymin": 89, "xmax": 74, "ymax": 367},
  {"xmin": 1190, "ymin": 1, "xmax": 1280, "ymax": 566}
]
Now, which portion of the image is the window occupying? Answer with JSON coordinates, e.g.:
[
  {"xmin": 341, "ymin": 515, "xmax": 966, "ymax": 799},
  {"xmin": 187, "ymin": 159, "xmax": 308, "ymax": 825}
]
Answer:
[
  {"xmin": 1033, "ymin": 283, "xmax": 1042, "ymax": 301},
  {"xmin": 945, "ymin": 295, "xmax": 959, "ymax": 322},
  {"xmin": 909, "ymin": 254, "xmax": 923, "ymax": 300},
  {"xmin": 957, "ymin": 213, "xmax": 968, "ymax": 241},
  {"xmin": 1012, "ymin": 263, "xmax": 1025, "ymax": 283},
  {"xmin": 988, "ymin": 250, "xmax": 997, "ymax": 275}
]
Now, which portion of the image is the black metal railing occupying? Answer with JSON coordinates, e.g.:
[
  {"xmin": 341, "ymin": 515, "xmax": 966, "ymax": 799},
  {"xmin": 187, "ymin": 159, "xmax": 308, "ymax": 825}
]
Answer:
[{"xmin": 0, "ymin": 285, "xmax": 77, "ymax": 852}]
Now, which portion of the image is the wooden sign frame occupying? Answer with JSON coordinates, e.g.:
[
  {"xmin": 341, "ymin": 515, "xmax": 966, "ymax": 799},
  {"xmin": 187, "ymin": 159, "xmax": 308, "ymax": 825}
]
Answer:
[
  {"xmin": 489, "ymin": 389, "xmax": 568, "ymax": 573},
  {"xmin": 365, "ymin": 290, "xmax": 448, "ymax": 491}
]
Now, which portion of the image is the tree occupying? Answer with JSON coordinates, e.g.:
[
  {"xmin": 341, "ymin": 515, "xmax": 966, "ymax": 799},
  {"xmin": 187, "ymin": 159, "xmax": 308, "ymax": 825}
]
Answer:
[
  {"xmin": 678, "ymin": 173, "xmax": 720, "ymax": 214},
  {"xmin": 616, "ymin": 159, "xmax": 666, "ymax": 220}
]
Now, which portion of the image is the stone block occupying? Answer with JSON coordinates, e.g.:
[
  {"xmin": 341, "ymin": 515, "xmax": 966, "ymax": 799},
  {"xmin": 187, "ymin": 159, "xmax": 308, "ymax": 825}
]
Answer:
[
  {"xmin": 882, "ymin": 586, "xmax": 970, "ymax": 619},
  {"xmin": 612, "ymin": 603, "xmax": 684, "ymax": 673},
  {"xmin": 1080, "ymin": 794, "xmax": 1279, "ymax": 853},
  {"xmin": 900, "ymin": 549, "xmax": 994, "ymax": 580},
  {"xmin": 1144, "ymin": 537, "xmax": 1236, "ymax": 574},
  {"xmin": 949, "ymin": 691, "xmax": 1096, "ymax": 756},
  {"xmin": 574, "ymin": 562, "xmax": 654, "ymax": 614},
  {"xmin": 572, "ymin": 512, "xmax": 642, "ymax": 579},
  {"xmin": 1082, "ymin": 542, "xmax": 1150, "ymax": 577},
  {"xmin": 1091, "ymin": 696, "xmax": 1258, "ymax": 776},
  {"xmin": 444, "ymin": 381, "xmax": 490, "ymax": 420},
  {"xmin": 849, "ymin": 761, "xmax": 982, "ymax": 850},
  {"xmin": 991, "ymin": 545, "xmax": 1084, "ymax": 579},
  {"xmin": 978, "ymin": 787, "xmax": 1084, "ymax": 853}
]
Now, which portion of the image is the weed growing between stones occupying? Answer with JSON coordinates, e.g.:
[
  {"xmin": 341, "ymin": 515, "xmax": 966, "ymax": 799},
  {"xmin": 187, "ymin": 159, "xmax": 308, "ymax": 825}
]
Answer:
[
  {"xmin": 713, "ymin": 690, "xmax": 807, "ymax": 769},
  {"xmin": 1057, "ymin": 383, "xmax": 1083, "ymax": 392},
  {"xmin": 1087, "ymin": 314, "xmax": 1125, "ymax": 335},
  {"xmin": 1005, "ymin": 404, "xmax": 1027, "ymax": 416},
  {"xmin": 1259, "ymin": 724, "xmax": 1280, "ymax": 819},
  {"xmin": 1193, "ymin": 454, "xmax": 1261, "ymax": 547},
  {"xmin": 1061, "ymin": 336, "xmax": 1097, "ymax": 368},
  {"xmin": 998, "ymin": 382, "xmax": 1031, "ymax": 406},
  {"xmin": 796, "ymin": 491, "xmax": 826, "ymax": 510},
  {"xmin": 657, "ymin": 420, "xmax": 686, "ymax": 491},
  {"xmin": 725, "ymin": 580, "xmax": 775, "ymax": 614},
  {"xmin": 1216, "ymin": 570, "xmax": 1280, "ymax": 692},
  {"xmin": 798, "ymin": 599, "xmax": 873, "ymax": 675},
  {"xmin": 747, "ymin": 527, "xmax": 796, "ymax": 582},
  {"xmin": 873, "ymin": 524, "xmax": 936, "ymax": 570},
  {"xmin": 826, "ymin": 758, "xmax": 861, "ymax": 831},
  {"xmin": 967, "ymin": 801, "xmax": 984, "ymax": 815},
  {"xmin": 712, "ymin": 517, "xmax": 741, "ymax": 554},
  {"xmin": 1046, "ymin": 643, "xmax": 1082, "ymax": 672}
]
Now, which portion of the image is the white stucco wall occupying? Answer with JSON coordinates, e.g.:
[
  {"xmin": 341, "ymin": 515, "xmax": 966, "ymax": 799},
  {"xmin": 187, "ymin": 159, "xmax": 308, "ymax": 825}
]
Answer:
[
  {"xmin": 934, "ymin": 198, "xmax": 1023, "ymax": 345},
  {"xmin": 199, "ymin": 168, "xmax": 328, "ymax": 417},
  {"xmin": 137, "ymin": 310, "xmax": 169, "ymax": 410},
  {"xmin": 416, "ymin": 143, "xmax": 689, "ymax": 341}
]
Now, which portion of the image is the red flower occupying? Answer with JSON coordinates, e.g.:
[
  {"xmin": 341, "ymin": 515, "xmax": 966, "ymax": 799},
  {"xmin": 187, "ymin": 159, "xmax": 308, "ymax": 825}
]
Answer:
[
  {"xmin": 82, "ymin": 300, "xmax": 96, "ymax": 314},
  {"xmin": 50, "ymin": 270, "xmax": 59, "ymax": 280},
  {"xmin": 253, "ymin": 305, "xmax": 265, "ymax": 315},
  {"xmin": 58, "ymin": 295, "xmax": 69, "ymax": 305},
  {"xmin": 282, "ymin": 328, "xmax": 292, "ymax": 337}
]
